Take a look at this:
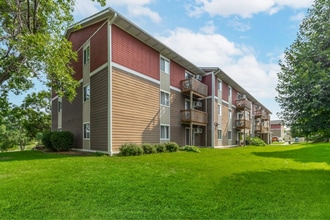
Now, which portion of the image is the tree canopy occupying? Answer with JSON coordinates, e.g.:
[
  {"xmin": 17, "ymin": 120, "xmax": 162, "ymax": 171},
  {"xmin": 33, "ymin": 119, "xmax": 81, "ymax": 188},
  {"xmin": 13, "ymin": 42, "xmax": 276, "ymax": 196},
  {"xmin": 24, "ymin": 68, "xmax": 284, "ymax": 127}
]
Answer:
[
  {"xmin": 276, "ymin": 0, "xmax": 330, "ymax": 140},
  {"xmin": 0, "ymin": 0, "xmax": 105, "ymax": 101}
]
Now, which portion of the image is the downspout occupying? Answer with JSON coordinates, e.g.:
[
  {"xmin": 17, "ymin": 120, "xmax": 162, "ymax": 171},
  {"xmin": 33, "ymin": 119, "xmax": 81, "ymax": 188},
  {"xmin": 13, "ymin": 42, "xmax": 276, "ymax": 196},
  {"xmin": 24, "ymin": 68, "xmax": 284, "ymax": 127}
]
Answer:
[
  {"xmin": 107, "ymin": 12, "xmax": 117, "ymax": 156},
  {"xmin": 211, "ymin": 72, "xmax": 215, "ymax": 148}
]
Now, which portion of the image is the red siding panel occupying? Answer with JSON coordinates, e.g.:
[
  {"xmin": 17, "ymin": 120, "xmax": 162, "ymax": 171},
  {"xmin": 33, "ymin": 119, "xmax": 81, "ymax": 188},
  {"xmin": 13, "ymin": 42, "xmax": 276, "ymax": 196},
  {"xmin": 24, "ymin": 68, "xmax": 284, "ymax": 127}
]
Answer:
[
  {"xmin": 222, "ymin": 81, "xmax": 229, "ymax": 102},
  {"xmin": 112, "ymin": 25, "xmax": 159, "ymax": 80},
  {"xmin": 90, "ymin": 24, "xmax": 108, "ymax": 72},
  {"xmin": 170, "ymin": 61, "xmax": 185, "ymax": 89},
  {"xmin": 232, "ymin": 89, "xmax": 237, "ymax": 103},
  {"xmin": 203, "ymin": 74, "xmax": 212, "ymax": 96}
]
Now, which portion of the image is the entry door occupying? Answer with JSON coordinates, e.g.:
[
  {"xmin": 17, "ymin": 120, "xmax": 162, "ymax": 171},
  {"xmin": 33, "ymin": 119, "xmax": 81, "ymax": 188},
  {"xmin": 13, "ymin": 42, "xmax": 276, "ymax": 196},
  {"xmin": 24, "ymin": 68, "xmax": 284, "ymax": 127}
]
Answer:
[{"xmin": 185, "ymin": 128, "xmax": 195, "ymax": 146}]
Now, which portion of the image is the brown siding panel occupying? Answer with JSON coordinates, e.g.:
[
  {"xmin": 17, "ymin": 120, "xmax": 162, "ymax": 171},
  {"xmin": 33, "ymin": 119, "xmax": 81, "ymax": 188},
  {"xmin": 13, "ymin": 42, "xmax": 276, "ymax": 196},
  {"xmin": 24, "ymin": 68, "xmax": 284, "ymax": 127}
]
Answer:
[
  {"xmin": 91, "ymin": 68, "xmax": 108, "ymax": 151},
  {"xmin": 51, "ymin": 99, "xmax": 58, "ymax": 131},
  {"xmin": 62, "ymin": 85, "xmax": 83, "ymax": 148},
  {"xmin": 170, "ymin": 90, "xmax": 186, "ymax": 146},
  {"xmin": 112, "ymin": 67, "xmax": 160, "ymax": 153}
]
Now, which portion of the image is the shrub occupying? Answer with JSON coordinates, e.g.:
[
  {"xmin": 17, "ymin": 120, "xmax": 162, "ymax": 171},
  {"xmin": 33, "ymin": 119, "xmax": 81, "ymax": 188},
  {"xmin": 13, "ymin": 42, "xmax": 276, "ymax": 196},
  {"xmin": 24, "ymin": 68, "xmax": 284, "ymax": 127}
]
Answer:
[
  {"xmin": 35, "ymin": 132, "xmax": 43, "ymax": 145},
  {"xmin": 165, "ymin": 142, "xmax": 179, "ymax": 152},
  {"xmin": 142, "ymin": 144, "xmax": 157, "ymax": 154},
  {"xmin": 50, "ymin": 131, "xmax": 74, "ymax": 151},
  {"xmin": 250, "ymin": 137, "xmax": 266, "ymax": 146},
  {"xmin": 120, "ymin": 143, "xmax": 143, "ymax": 156},
  {"xmin": 180, "ymin": 145, "xmax": 201, "ymax": 153},
  {"xmin": 155, "ymin": 143, "xmax": 166, "ymax": 153},
  {"xmin": 42, "ymin": 131, "xmax": 53, "ymax": 150}
]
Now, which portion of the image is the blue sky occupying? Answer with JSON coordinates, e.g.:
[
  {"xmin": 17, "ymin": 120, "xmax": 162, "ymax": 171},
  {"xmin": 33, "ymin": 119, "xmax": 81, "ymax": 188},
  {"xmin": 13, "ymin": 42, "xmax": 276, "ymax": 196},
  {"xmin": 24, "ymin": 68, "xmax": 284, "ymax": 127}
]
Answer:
[{"xmin": 73, "ymin": 0, "xmax": 314, "ymax": 120}]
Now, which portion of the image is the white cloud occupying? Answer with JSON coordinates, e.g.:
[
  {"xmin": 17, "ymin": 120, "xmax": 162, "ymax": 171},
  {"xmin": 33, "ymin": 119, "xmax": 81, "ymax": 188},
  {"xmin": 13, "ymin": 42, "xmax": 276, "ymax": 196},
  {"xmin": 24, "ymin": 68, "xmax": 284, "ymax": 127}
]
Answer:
[
  {"xmin": 199, "ymin": 20, "xmax": 216, "ymax": 34},
  {"xmin": 187, "ymin": 0, "xmax": 313, "ymax": 18},
  {"xmin": 73, "ymin": 0, "xmax": 161, "ymax": 24},
  {"xmin": 227, "ymin": 17, "xmax": 250, "ymax": 32},
  {"xmin": 290, "ymin": 12, "xmax": 306, "ymax": 22},
  {"xmin": 157, "ymin": 28, "xmax": 280, "ymax": 99}
]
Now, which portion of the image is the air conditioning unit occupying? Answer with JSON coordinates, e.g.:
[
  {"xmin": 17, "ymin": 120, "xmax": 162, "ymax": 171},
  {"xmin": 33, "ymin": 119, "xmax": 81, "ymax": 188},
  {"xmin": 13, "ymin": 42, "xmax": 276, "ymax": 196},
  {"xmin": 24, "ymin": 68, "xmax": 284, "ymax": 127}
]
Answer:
[
  {"xmin": 195, "ymin": 75, "xmax": 202, "ymax": 81},
  {"xmin": 194, "ymin": 101, "xmax": 202, "ymax": 108},
  {"xmin": 194, "ymin": 128, "xmax": 203, "ymax": 134}
]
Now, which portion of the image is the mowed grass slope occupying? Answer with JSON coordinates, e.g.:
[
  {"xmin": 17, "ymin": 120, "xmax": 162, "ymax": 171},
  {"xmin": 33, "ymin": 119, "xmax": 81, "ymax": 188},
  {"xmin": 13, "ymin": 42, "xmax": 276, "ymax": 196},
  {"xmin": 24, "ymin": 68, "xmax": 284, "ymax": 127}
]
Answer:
[{"xmin": 1, "ymin": 143, "xmax": 330, "ymax": 219}]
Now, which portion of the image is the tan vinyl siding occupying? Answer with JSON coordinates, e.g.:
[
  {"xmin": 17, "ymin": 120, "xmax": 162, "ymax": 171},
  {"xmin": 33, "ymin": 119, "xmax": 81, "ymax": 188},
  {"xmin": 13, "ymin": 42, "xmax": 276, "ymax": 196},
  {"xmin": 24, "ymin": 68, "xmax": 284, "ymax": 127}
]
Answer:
[
  {"xmin": 170, "ymin": 90, "xmax": 186, "ymax": 146},
  {"xmin": 62, "ymin": 85, "xmax": 83, "ymax": 148},
  {"xmin": 112, "ymin": 67, "xmax": 160, "ymax": 153},
  {"xmin": 90, "ymin": 67, "xmax": 108, "ymax": 151}
]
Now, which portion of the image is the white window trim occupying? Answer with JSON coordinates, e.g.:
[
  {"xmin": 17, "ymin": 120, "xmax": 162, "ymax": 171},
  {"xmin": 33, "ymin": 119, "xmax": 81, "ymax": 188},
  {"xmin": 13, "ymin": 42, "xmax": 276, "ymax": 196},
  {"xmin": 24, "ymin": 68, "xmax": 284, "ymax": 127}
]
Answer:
[
  {"xmin": 218, "ymin": 104, "xmax": 222, "ymax": 116},
  {"xmin": 218, "ymin": 79, "xmax": 222, "ymax": 91},
  {"xmin": 185, "ymin": 71, "xmax": 194, "ymax": 79},
  {"xmin": 160, "ymin": 124, "xmax": 170, "ymax": 140},
  {"xmin": 83, "ymin": 45, "xmax": 90, "ymax": 65},
  {"xmin": 83, "ymin": 84, "xmax": 90, "ymax": 102},
  {"xmin": 160, "ymin": 90, "xmax": 170, "ymax": 107},
  {"xmin": 228, "ymin": 86, "xmax": 232, "ymax": 97},
  {"xmin": 58, "ymin": 98, "xmax": 62, "ymax": 113},
  {"xmin": 160, "ymin": 56, "xmax": 170, "ymax": 74},
  {"xmin": 217, "ymin": 129, "xmax": 222, "ymax": 140},
  {"xmin": 83, "ymin": 122, "xmax": 90, "ymax": 140},
  {"xmin": 228, "ymin": 130, "xmax": 232, "ymax": 140}
]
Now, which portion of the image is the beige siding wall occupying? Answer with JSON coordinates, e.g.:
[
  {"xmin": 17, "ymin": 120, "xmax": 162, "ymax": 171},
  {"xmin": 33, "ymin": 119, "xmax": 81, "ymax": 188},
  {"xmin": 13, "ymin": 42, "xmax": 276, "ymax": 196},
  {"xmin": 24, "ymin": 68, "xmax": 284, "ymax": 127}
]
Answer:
[
  {"xmin": 90, "ymin": 67, "xmax": 108, "ymax": 152},
  {"xmin": 170, "ymin": 90, "xmax": 186, "ymax": 146},
  {"xmin": 112, "ymin": 67, "xmax": 160, "ymax": 153}
]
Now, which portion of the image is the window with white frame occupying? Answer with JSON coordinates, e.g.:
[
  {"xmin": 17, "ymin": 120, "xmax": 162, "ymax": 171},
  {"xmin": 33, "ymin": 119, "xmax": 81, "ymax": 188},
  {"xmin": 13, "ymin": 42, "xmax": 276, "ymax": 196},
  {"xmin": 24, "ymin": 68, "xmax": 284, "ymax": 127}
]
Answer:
[
  {"xmin": 160, "ymin": 91, "xmax": 170, "ymax": 106},
  {"xmin": 218, "ymin": 80, "xmax": 222, "ymax": 91},
  {"xmin": 228, "ymin": 130, "xmax": 232, "ymax": 139},
  {"xmin": 218, "ymin": 104, "xmax": 222, "ymax": 115},
  {"xmin": 228, "ymin": 86, "xmax": 232, "ymax": 98},
  {"xmin": 160, "ymin": 57, "xmax": 170, "ymax": 74},
  {"xmin": 185, "ymin": 71, "xmax": 194, "ymax": 79},
  {"xmin": 229, "ymin": 109, "xmax": 232, "ymax": 119},
  {"xmin": 58, "ymin": 100, "xmax": 62, "ymax": 112},
  {"xmin": 83, "ymin": 123, "xmax": 90, "ymax": 139},
  {"xmin": 160, "ymin": 125, "xmax": 170, "ymax": 140},
  {"xmin": 83, "ymin": 84, "xmax": 90, "ymax": 102},
  {"xmin": 217, "ymin": 129, "xmax": 222, "ymax": 140},
  {"xmin": 83, "ymin": 46, "xmax": 90, "ymax": 65}
]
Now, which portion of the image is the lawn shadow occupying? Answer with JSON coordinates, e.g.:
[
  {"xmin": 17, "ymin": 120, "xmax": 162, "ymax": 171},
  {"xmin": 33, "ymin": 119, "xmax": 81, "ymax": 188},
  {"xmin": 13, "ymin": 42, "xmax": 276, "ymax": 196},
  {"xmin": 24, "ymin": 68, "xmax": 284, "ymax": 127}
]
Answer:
[
  {"xmin": 210, "ymin": 169, "xmax": 330, "ymax": 219},
  {"xmin": 0, "ymin": 150, "xmax": 90, "ymax": 162},
  {"xmin": 252, "ymin": 144, "xmax": 330, "ymax": 165}
]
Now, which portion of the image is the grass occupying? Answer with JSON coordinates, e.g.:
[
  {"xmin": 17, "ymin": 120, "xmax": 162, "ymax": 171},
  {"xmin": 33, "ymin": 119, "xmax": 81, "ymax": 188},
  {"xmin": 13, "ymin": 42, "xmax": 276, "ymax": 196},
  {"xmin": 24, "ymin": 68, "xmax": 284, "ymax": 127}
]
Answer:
[{"xmin": 1, "ymin": 143, "xmax": 330, "ymax": 219}]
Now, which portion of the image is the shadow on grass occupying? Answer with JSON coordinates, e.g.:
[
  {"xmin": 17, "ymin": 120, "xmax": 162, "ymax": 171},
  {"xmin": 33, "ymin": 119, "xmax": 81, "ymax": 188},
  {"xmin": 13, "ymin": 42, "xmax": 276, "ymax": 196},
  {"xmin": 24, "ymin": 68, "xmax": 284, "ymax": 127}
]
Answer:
[
  {"xmin": 0, "ymin": 150, "xmax": 75, "ymax": 162},
  {"xmin": 252, "ymin": 144, "xmax": 330, "ymax": 164},
  {"xmin": 210, "ymin": 169, "xmax": 330, "ymax": 219}
]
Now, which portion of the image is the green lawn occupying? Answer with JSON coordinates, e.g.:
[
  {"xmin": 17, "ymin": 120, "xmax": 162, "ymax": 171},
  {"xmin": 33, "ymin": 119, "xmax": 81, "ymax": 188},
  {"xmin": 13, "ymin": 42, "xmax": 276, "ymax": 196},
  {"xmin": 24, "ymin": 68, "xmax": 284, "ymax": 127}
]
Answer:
[{"xmin": 1, "ymin": 143, "xmax": 330, "ymax": 219}]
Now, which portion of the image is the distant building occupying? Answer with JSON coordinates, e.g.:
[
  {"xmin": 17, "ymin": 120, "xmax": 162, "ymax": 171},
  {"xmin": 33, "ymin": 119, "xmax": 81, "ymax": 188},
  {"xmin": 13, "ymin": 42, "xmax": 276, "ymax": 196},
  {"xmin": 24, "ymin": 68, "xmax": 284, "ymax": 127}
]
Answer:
[{"xmin": 270, "ymin": 120, "xmax": 284, "ymax": 139}]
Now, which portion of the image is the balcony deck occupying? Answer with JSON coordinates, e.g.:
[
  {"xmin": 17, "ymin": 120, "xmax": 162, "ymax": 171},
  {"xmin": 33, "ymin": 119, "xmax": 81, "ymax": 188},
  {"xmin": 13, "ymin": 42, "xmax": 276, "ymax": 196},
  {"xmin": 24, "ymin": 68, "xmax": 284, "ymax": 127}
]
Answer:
[
  {"xmin": 181, "ymin": 109, "xmax": 208, "ymax": 126},
  {"xmin": 255, "ymin": 125, "xmax": 270, "ymax": 133},
  {"xmin": 236, "ymin": 99, "xmax": 251, "ymax": 110},
  {"xmin": 255, "ymin": 110, "xmax": 269, "ymax": 120},
  {"xmin": 181, "ymin": 78, "xmax": 208, "ymax": 97},
  {"xmin": 235, "ymin": 120, "xmax": 251, "ymax": 129}
]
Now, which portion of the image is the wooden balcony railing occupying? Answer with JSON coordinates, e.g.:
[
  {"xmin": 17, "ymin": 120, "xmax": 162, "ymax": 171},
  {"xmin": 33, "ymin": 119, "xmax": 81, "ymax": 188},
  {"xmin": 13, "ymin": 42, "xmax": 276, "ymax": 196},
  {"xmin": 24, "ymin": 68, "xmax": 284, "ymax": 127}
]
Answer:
[
  {"xmin": 236, "ymin": 99, "xmax": 251, "ymax": 110},
  {"xmin": 235, "ymin": 120, "xmax": 251, "ymax": 129},
  {"xmin": 181, "ymin": 78, "xmax": 208, "ymax": 97},
  {"xmin": 255, "ymin": 124, "xmax": 270, "ymax": 133},
  {"xmin": 181, "ymin": 109, "xmax": 208, "ymax": 125},
  {"xmin": 255, "ymin": 110, "xmax": 268, "ymax": 120}
]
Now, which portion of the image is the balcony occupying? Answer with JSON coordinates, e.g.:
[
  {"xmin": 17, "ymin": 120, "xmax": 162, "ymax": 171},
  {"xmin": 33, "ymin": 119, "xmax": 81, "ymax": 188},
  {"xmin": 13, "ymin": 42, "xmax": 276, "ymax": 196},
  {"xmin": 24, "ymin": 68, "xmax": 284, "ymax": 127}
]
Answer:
[
  {"xmin": 255, "ymin": 124, "xmax": 270, "ymax": 133},
  {"xmin": 181, "ymin": 78, "xmax": 208, "ymax": 97},
  {"xmin": 255, "ymin": 110, "xmax": 268, "ymax": 120},
  {"xmin": 235, "ymin": 120, "xmax": 251, "ymax": 129},
  {"xmin": 181, "ymin": 109, "xmax": 208, "ymax": 125},
  {"xmin": 236, "ymin": 99, "xmax": 252, "ymax": 110}
]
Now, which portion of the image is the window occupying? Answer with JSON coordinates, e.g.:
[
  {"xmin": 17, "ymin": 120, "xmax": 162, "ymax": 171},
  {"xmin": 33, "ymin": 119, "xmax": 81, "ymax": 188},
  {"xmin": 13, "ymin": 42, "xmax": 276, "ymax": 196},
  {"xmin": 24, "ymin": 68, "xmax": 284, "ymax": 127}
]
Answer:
[
  {"xmin": 84, "ymin": 123, "xmax": 90, "ymax": 139},
  {"xmin": 218, "ymin": 104, "xmax": 222, "ymax": 115},
  {"xmin": 83, "ymin": 46, "xmax": 90, "ymax": 65},
  {"xmin": 58, "ymin": 100, "xmax": 62, "ymax": 112},
  {"xmin": 160, "ymin": 91, "xmax": 170, "ymax": 106},
  {"xmin": 218, "ymin": 80, "xmax": 222, "ymax": 91},
  {"xmin": 185, "ymin": 71, "xmax": 194, "ymax": 79},
  {"xmin": 160, "ymin": 57, "xmax": 170, "ymax": 74},
  {"xmin": 228, "ymin": 130, "xmax": 232, "ymax": 139},
  {"xmin": 83, "ymin": 84, "xmax": 90, "ymax": 102},
  {"xmin": 228, "ymin": 86, "xmax": 232, "ymax": 97},
  {"xmin": 229, "ymin": 109, "xmax": 232, "ymax": 119},
  {"xmin": 160, "ymin": 125, "xmax": 170, "ymax": 140},
  {"xmin": 217, "ymin": 129, "xmax": 222, "ymax": 140}
]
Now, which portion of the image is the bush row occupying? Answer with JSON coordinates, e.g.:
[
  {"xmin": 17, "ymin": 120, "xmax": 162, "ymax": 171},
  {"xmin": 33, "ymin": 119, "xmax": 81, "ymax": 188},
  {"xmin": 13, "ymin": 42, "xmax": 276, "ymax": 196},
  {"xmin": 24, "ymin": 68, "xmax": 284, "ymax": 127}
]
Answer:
[
  {"xmin": 42, "ymin": 131, "xmax": 74, "ymax": 151},
  {"xmin": 119, "ymin": 142, "xmax": 181, "ymax": 156}
]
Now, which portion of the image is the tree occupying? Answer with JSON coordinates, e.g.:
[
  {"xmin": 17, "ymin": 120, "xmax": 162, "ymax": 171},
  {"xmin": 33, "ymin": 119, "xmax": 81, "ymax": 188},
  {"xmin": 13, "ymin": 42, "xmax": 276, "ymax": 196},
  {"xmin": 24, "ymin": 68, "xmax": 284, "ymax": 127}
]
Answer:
[
  {"xmin": 276, "ymin": 0, "xmax": 330, "ymax": 140},
  {"xmin": 0, "ymin": 0, "xmax": 105, "ymax": 102}
]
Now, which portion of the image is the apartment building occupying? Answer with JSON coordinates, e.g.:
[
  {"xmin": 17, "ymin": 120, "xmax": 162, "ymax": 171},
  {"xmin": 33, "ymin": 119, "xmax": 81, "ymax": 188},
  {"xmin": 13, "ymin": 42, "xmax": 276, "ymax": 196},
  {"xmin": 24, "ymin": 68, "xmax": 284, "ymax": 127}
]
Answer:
[{"xmin": 51, "ymin": 8, "xmax": 271, "ymax": 154}]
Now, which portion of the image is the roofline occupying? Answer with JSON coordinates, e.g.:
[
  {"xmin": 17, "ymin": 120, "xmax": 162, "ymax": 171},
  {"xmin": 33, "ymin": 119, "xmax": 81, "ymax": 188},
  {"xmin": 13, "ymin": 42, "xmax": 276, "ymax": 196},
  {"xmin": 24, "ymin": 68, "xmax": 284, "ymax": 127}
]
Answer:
[
  {"xmin": 201, "ymin": 67, "xmax": 272, "ymax": 114},
  {"xmin": 66, "ymin": 7, "xmax": 205, "ymax": 76}
]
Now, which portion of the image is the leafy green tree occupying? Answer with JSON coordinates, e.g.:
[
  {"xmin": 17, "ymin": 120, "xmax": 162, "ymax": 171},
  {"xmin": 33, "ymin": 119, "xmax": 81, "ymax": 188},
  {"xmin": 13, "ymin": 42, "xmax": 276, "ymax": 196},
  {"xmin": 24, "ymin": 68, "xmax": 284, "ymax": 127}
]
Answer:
[
  {"xmin": 276, "ymin": 0, "xmax": 330, "ymax": 140},
  {"xmin": 0, "ymin": 0, "xmax": 105, "ymax": 101}
]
